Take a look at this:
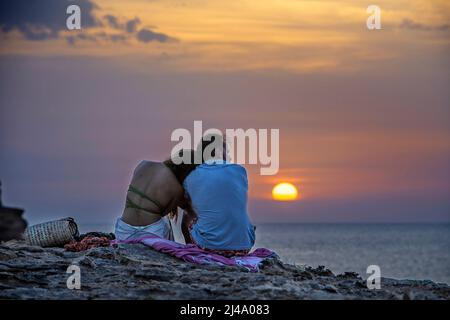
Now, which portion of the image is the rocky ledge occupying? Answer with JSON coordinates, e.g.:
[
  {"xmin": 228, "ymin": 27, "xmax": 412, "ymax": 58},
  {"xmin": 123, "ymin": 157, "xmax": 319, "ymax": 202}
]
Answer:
[{"xmin": 0, "ymin": 241, "xmax": 449, "ymax": 300}]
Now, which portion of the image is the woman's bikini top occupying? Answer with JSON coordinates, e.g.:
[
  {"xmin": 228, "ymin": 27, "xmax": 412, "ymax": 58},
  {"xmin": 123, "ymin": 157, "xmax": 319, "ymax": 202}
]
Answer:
[{"xmin": 125, "ymin": 185, "xmax": 165, "ymax": 215}]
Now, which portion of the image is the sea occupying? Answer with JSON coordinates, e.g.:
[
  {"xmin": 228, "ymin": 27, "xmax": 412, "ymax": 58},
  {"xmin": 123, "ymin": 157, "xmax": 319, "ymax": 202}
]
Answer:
[{"xmin": 79, "ymin": 222, "xmax": 450, "ymax": 284}]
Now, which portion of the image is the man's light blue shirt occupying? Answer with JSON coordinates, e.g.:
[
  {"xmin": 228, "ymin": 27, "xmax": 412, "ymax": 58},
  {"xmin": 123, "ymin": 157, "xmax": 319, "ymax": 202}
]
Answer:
[{"xmin": 184, "ymin": 160, "xmax": 255, "ymax": 250}]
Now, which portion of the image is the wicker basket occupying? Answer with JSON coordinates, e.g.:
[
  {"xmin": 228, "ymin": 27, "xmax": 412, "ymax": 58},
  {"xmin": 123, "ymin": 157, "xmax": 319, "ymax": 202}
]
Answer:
[{"xmin": 24, "ymin": 217, "xmax": 79, "ymax": 247}]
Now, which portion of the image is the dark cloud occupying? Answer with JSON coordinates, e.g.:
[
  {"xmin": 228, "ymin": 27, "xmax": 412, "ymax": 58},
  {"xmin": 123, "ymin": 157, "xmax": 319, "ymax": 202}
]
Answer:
[
  {"xmin": 109, "ymin": 34, "xmax": 127, "ymax": 43},
  {"xmin": 66, "ymin": 35, "xmax": 76, "ymax": 46},
  {"xmin": 399, "ymin": 18, "xmax": 450, "ymax": 31},
  {"xmin": 66, "ymin": 33, "xmax": 97, "ymax": 46},
  {"xmin": 136, "ymin": 28, "xmax": 174, "ymax": 43},
  {"xmin": 125, "ymin": 18, "xmax": 141, "ymax": 33},
  {"xmin": 0, "ymin": 1, "xmax": 176, "ymax": 46},
  {"xmin": 103, "ymin": 15, "xmax": 141, "ymax": 34},
  {"xmin": 66, "ymin": 32, "xmax": 126, "ymax": 45},
  {"xmin": 104, "ymin": 14, "xmax": 120, "ymax": 29},
  {"xmin": 77, "ymin": 33, "xmax": 98, "ymax": 41},
  {"xmin": 0, "ymin": 0, "xmax": 100, "ymax": 41}
]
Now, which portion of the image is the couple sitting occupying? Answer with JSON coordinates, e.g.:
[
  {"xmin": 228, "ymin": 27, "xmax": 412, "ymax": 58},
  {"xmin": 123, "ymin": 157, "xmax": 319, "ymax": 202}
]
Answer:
[{"xmin": 114, "ymin": 134, "xmax": 256, "ymax": 257}]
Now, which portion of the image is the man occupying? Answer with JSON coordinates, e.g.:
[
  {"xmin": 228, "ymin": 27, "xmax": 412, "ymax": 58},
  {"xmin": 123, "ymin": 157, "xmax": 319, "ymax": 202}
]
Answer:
[{"xmin": 182, "ymin": 133, "xmax": 255, "ymax": 257}]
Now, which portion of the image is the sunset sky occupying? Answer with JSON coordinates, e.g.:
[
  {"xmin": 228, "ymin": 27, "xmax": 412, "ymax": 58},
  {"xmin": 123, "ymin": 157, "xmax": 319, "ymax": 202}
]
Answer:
[{"xmin": 0, "ymin": 0, "xmax": 449, "ymax": 225}]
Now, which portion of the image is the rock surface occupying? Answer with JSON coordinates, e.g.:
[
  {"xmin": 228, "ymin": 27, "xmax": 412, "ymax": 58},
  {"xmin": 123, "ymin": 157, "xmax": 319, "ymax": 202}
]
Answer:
[{"xmin": 0, "ymin": 241, "xmax": 449, "ymax": 300}]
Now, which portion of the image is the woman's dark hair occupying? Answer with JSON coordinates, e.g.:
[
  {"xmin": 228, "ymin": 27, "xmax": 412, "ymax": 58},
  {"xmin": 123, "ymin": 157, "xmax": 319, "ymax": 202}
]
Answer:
[
  {"xmin": 163, "ymin": 149, "xmax": 199, "ymax": 221},
  {"xmin": 163, "ymin": 149, "xmax": 198, "ymax": 184}
]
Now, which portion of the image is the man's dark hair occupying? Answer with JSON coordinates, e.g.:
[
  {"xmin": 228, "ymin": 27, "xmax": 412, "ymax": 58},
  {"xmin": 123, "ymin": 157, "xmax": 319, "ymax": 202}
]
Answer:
[{"xmin": 198, "ymin": 132, "xmax": 226, "ymax": 162}]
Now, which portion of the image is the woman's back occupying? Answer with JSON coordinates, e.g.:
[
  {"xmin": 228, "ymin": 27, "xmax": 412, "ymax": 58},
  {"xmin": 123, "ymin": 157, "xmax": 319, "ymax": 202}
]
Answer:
[{"xmin": 122, "ymin": 160, "xmax": 183, "ymax": 226}]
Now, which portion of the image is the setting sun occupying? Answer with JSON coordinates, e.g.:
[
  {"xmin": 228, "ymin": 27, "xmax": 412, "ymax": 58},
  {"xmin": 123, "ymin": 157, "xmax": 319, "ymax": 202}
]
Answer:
[{"xmin": 272, "ymin": 182, "xmax": 299, "ymax": 201}]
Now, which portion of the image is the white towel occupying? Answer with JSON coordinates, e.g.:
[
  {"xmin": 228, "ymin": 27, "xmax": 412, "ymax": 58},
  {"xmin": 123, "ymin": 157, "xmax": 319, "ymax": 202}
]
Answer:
[{"xmin": 114, "ymin": 216, "xmax": 173, "ymax": 241}]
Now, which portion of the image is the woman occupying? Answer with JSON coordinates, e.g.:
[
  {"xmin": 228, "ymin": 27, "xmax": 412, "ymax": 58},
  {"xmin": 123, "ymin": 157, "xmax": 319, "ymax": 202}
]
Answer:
[{"xmin": 115, "ymin": 150, "xmax": 198, "ymax": 241}]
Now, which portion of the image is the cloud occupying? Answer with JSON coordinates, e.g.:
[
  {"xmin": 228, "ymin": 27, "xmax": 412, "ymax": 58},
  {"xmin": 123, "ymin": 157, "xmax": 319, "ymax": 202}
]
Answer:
[
  {"xmin": 104, "ymin": 14, "xmax": 120, "ymax": 30},
  {"xmin": 0, "ymin": 1, "xmax": 177, "ymax": 46},
  {"xmin": 125, "ymin": 18, "xmax": 141, "ymax": 33},
  {"xmin": 66, "ymin": 32, "xmax": 127, "ymax": 45},
  {"xmin": 110, "ymin": 34, "xmax": 127, "ymax": 43},
  {"xmin": 0, "ymin": 0, "xmax": 99, "ymax": 41},
  {"xmin": 399, "ymin": 18, "xmax": 450, "ymax": 31},
  {"xmin": 65, "ymin": 14, "xmax": 174, "ymax": 45},
  {"xmin": 103, "ymin": 14, "xmax": 141, "ymax": 34},
  {"xmin": 66, "ymin": 33, "xmax": 98, "ymax": 45},
  {"xmin": 136, "ymin": 28, "xmax": 175, "ymax": 43}
]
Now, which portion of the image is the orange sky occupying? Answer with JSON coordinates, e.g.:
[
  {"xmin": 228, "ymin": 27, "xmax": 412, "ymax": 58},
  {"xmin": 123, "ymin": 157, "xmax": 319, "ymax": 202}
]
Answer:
[{"xmin": 0, "ymin": 0, "xmax": 449, "ymax": 223}]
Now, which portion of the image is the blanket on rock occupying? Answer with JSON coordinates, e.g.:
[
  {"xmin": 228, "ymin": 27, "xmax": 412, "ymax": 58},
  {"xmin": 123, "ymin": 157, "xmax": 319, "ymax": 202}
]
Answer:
[{"xmin": 112, "ymin": 235, "xmax": 275, "ymax": 272}]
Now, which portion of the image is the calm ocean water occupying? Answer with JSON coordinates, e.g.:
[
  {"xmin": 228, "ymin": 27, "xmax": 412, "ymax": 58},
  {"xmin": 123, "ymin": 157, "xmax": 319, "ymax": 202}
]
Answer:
[
  {"xmin": 80, "ymin": 222, "xmax": 450, "ymax": 284},
  {"xmin": 254, "ymin": 223, "xmax": 450, "ymax": 284}
]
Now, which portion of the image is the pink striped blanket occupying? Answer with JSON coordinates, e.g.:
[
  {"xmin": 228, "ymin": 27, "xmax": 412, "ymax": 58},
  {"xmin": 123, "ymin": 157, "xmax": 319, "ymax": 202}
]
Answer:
[{"xmin": 111, "ymin": 235, "xmax": 275, "ymax": 272}]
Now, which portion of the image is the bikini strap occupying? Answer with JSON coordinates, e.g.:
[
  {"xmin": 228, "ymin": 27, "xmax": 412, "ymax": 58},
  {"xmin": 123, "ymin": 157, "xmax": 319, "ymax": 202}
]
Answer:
[{"xmin": 126, "ymin": 185, "xmax": 165, "ymax": 214}]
